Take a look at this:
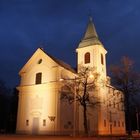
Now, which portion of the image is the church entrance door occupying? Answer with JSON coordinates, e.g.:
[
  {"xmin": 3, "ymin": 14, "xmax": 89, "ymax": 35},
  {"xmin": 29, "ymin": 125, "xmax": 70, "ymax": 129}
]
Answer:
[{"xmin": 32, "ymin": 117, "xmax": 39, "ymax": 134}]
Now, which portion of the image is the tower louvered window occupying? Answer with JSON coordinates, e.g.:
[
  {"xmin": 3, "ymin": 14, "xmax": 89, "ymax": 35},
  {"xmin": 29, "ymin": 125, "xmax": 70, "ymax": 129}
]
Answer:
[
  {"xmin": 101, "ymin": 53, "xmax": 104, "ymax": 65},
  {"xmin": 84, "ymin": 52, "xmax": 90, "ymax": 64}
]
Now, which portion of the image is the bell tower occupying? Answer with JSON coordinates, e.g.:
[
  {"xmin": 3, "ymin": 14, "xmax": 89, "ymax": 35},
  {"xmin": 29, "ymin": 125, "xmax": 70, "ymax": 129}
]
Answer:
[{"xmin": 76, "ymin": 17, "xmax": 107, "ymax": 80}]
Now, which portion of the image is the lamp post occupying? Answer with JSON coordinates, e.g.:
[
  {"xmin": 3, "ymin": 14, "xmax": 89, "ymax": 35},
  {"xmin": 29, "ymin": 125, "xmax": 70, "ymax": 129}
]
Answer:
[
  {"xmin": 136, "ymin": 108, "xmax": 139, "ymax": 132},
  {"xmin": 73, "ymin": 78, "xmax": 76, "ymax": 136},
  {"xmin": 109, "ymin": 111, "xmax": 112, "ymax": 135}
]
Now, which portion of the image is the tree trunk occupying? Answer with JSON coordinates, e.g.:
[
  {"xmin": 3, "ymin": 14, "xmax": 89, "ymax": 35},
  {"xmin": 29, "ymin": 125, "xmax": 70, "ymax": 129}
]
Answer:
[
  {"xmin": 124, "ymin": 90, "xmax": 131, "ymax": 135},
  {"xmin": 83, "ymin": 78, "xmax": 88, "ymax": 135},
  {"xmin": 83, "ymin": 104, "xmax": 88, "ymax": 136}
]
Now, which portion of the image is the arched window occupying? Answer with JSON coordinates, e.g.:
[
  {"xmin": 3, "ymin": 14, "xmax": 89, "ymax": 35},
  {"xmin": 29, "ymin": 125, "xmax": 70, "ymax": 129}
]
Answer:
[
  {"xmin": 35, "ymin": 72, "xmax": 42, "ymax": 84},
  {"xmin": 84, "ymin": 52, "xmax": 90, "ymax": 64},
  {"xmin": 101, "ymin": 53, "xmax": 104, "ymax": 65}
]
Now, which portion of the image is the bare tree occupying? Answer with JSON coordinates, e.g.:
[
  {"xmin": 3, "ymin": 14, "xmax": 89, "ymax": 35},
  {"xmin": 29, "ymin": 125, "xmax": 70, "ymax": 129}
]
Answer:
[
  {"xmin": 110, "ymin": 56, "xmax": 140, "ymax": 135},
  {"xmin": 60, "ymin": 66, "xmax": 100, "ymax": 135}
]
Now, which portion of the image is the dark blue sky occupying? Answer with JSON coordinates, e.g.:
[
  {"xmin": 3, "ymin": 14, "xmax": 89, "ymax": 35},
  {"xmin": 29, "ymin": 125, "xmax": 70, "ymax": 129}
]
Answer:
[{"xmin": 0, "ymin": 0, "xmax": 140, "ymax": 88}]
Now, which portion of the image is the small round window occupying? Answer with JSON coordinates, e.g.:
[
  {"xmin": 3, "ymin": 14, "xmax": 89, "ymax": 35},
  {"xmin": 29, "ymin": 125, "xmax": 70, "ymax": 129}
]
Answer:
[{"xmin": 38, "ymin": 59, "xmax": 42, "ymax": 64}]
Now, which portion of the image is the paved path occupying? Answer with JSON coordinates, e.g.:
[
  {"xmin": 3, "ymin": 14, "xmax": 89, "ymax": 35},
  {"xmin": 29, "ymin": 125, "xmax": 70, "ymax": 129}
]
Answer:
[{"xmin": 0, "ymin": 135, "xmax": 139, "ymax": 140}]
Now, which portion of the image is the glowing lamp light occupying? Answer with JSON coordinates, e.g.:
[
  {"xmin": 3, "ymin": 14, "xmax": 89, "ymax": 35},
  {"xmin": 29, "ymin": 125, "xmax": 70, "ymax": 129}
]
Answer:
[
  {"xmin": 59, "ymin": 78, "xmax": 64, "ymax": 81},
  {"xmin": 89, "ymin": 74, "xmax": 94, "ymax": 79},
  {"xmin": 48, "ymin": 116, "xmax": 56, "ymax": 122}
]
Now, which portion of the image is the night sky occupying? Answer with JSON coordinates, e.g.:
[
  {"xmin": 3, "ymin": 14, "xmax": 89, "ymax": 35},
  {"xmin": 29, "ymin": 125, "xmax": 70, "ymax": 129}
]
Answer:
[{"xmin": 0, "ymin": 0, "xmax": 140, "ymax": 88}]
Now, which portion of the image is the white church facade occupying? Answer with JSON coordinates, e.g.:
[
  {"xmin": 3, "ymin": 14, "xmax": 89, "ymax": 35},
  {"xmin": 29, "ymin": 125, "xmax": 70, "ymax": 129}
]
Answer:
[{"xmin": 16, "ymin": 18, "xmax": 126, "ymax": 135}]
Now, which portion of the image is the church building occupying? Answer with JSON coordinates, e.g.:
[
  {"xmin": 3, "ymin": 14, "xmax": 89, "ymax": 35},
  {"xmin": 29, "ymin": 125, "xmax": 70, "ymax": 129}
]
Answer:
[{"xmin": 16, "ymin": 18, "xmax": 126, "ymax": 135}]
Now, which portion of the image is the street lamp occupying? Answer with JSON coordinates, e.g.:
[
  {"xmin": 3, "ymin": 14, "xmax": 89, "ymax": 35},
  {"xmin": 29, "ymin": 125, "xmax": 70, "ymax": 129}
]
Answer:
[
  {"xmin": 109, "ymin": 111, "xmax": 112, "ymax": 135},
  {"xmin": 136, "ymin": 107, "xmax": 139, "ymax": 132}
]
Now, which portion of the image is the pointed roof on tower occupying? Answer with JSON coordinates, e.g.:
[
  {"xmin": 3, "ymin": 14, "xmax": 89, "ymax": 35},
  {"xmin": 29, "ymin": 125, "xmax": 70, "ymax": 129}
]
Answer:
[
  {"xmin": 78, "ymin": 17, "xmax": 103, "ymax": 48},
  {"xmin": 83, "ymin": 17, "xmax": 98, "ymax": 40}
]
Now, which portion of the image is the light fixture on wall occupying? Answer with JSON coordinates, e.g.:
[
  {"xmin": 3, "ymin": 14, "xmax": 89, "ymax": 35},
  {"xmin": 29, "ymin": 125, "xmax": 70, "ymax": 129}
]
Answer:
[{"xmin": 48, "ymin": 116, "xmax": 56, "ymax": 135}]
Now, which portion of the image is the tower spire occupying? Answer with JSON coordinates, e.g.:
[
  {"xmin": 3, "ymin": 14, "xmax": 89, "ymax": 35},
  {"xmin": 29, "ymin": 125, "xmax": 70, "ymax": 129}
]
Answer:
[
  {"xmin": 83, "ymin": 17, "xmax": 98, "ymax": 40},
  {"xmin": 77, "ymin": 17, "xmax": 102, "ymax": 48}
]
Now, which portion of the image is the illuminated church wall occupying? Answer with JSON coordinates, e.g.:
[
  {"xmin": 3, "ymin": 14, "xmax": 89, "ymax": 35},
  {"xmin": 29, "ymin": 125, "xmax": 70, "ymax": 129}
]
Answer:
[
  {"xmin": 20, "ymin": 50, "xmax": 58, "ymax": 86},
  {"xmin": 76, "ymin": 44, "xmax": 107, "ymax": 81},
  {"xmin": 96, "ymin": 86, "xmax": 126, "ymax": 135},
  {"xmin": 16, "ymin": 18, "xmax": 126, "ymax": 135},
  {"xmin": 75, "ymin": 18, "xmax": 125, "ymax": 135},
  {"xmin": 16, "ymin": 48, "xmax": 75, "ymax": 134}
]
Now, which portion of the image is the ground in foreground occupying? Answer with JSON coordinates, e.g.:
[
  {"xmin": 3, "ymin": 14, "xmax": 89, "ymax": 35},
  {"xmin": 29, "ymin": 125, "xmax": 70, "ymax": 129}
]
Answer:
[{"xmin": 0, "ymin": 135, "xmax": 140, "ymax": 140}]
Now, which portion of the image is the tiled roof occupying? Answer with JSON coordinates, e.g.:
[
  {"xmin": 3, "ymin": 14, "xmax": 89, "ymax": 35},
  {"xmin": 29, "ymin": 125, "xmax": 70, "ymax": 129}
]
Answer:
[{"xmin": 40, "ymin": 48, "xmax": 76, "ymax": 73}]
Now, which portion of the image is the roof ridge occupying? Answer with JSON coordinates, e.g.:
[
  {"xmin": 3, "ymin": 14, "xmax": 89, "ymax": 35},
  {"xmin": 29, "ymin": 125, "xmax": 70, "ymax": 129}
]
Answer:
[{"xmin": 39, "ymin": 48, "xmax": 76, "ymax": 73}]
